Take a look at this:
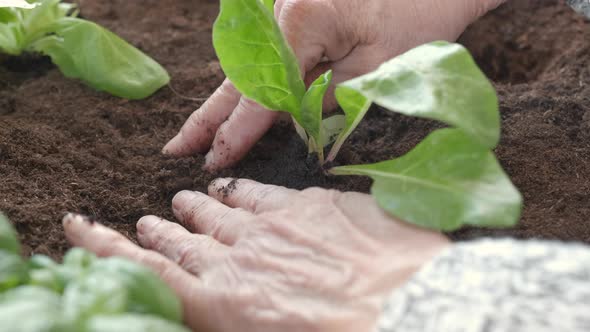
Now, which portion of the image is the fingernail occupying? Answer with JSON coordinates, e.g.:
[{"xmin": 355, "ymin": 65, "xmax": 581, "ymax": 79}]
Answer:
[
  {"xmin": 203, "ymin": 151, "xmax": 217, "ymax": 172},
  {"xmin": 162, "ymin": 134, "xmax": 180, "ymax": 155},
  {"xmin": 62, "ymin": 213, "xmax": 91, "ymax": 229},
  {"xmin": 210, "ymin": 177, "xmax": 232, "ymax": 190},
  {"xmin": 209, "ymin": 178, "xmax": 234, "ymax": 197},
  {"xmin": 137, "ymin": 215, "xmax": 160, "ymax": 234},
  {"xmin": 172, "ymin": 190, "xmax": 197, "ymax": 211}
]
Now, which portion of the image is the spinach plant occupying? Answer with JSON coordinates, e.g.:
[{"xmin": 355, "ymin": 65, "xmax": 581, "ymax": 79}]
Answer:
[
  {"xmin": 213, "ymin": 0, "xmax": 338, "ymax": 162},
  {"xmin": 213, "ymin": 0, "xmax": 522, "ymax": 231},
  {"xmin": 0, "ymin": 0, "xmax": 170, "ymax": 99},
  {"xmin": 0, "ymin": 214, "xmax": 189, "ymax": 331}
]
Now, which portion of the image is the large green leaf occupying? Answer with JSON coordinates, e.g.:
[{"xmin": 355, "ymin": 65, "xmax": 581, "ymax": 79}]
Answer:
[
  {"xmin": 213, "ymin": 0, "xmax": 306, "ymax": 122},
  {"xmin": 301, "ymin": 70, "xmax": 332, "ymax": 158},
  {"xmin": 331, "ymin": 128, "xmax": 522, "ymax": 231},
  {"xmin": 31, "ymin": 17, "xmax": 170, "ymax": 100},
  {"xmin": 335, "ymin": 41, "xmax": 500, "ymax": 151},
  {"xmin": 0, "ymin": 1, "xmax": 168, "ymax": 99}
]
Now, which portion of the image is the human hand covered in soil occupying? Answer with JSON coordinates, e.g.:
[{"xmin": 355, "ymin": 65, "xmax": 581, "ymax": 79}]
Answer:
[
  {"xmin": 63, "ymin": 179, "xmax": 449, "ymax": 332},
  {"xmin": 163, "ymin": 0, "xmax": 506, "ymax": 170}
]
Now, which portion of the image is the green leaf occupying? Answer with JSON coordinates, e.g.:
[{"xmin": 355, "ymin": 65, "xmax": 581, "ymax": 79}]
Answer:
[
  {"xmin": 89, "ymin": 257, "xmax": 183, "ymax": 323},
  {"xmin": 63, "ymin": 247, "xmax": 96, "ymax": 269},
  {"xmin": 336, "ymin": 41, "xmax": 500, "ymax": 150},
  {"xmin": 0, "ymin": 22, "xmax": 24, "ymax": 55},
  {"xmin": 85, "ymin": 314, "xmax": 190, "ymax": 332},
  {"xmin": 28, "ymin": 251, "xmax": 93, "ymax": 293},
  {"xmin": 327, "ymin": 86, "xmax": 371, "ymax": 161},
  {"xmin": 0, "ymin": 7, "xmax": 19, "ymax": 22},
  {"xmin": 320, "ymin": 114, "xmax": 345, "ymax": 148},
  {"xmin": 0, "ymin": 213, "xmax": 20, "ymax": 255},
  {"xmin": 0, "ymin": 0, "xmax": 74, "ymax": 55},
  {"xmin": 29, "ymin": 268, "xmax": 65, "ymax": 293},
  {"xmin": 259, "ymin": 0, "xmax": 274, "ymax": 14},
  {"xmin": 0, "ymin": 0, "xmax": 37, "ymax": 8},
  {"xmin": 20, "ymin": 0, "xmax": 73, "ymax": 44},
  {"xmin": 213, "ymin": 0, "xmax": 306, "ymax": 122},
  {"xmin": 31, "ymin": 17, "xmax": 170, "ymax": 99},
  {"xmin": 62, "ymin": 273, "xmax": 128, "ymax": 326},
  {"xmin": 301, "ymin": 70, "xmax": 332, "ymax": 158},
  {"xmin": 0, "ymin": 286, "xmax": 62, "ymax": 331},
  {"xmin": 0, "ymin": 251, "xmax": 28, "ymax": 291},
  {"xmin": 331, "ymin": 128, "xmax": 522, "ymax": 231}
]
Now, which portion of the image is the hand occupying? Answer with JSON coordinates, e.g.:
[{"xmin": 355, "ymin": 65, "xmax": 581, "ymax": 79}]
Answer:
[
  {"xmin": 163, "ymin": 0, "xmax": 506, "ymax": 170},
  {"xmin": 64, "ymin": 179, "xmax": 449, "ymax": 332}
]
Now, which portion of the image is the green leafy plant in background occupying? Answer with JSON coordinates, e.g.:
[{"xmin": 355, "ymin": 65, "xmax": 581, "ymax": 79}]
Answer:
[
  {"xmin": 0, "ymin": 214, "xmax": 190, "ymax": 331},
  {"xmin": 213, "ymin": 0, "xmax": 522, "ymax": 231},
  {"xmin": 0, "ymin": 0, "xmax": 169, "ymax": 99}
]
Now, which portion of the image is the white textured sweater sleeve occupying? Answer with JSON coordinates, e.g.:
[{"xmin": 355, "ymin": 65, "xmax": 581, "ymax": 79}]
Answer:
[{"xmin": 375, "ymin": 239, "xmax": 590, "ymax": 332}]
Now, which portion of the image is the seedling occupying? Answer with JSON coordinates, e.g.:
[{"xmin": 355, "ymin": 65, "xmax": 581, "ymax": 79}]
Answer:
[
  {"xmin": 213, "ymin": 0, "xmax": 522, "ymax": 231},
  {"xmin": 0, "ymin": 214, "xmax": 190, "ymax": 331},
  {"xmin": 0, "ymin": 0, "xmax": 169, "ymax": 99}
]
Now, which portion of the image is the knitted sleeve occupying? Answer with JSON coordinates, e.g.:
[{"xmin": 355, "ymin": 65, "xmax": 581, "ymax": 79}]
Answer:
[{"xmin": 375, "ymin": 239, "xmax": 590, "ymax": 332}]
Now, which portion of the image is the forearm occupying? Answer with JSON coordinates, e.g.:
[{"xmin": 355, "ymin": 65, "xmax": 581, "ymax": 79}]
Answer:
[{"xmin": 375, "ymin": 239, "xmax": 590, "ymax": 332}]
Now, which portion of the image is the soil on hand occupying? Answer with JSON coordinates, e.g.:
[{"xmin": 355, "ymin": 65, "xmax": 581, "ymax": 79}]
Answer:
[{"xmin": 1, "ymin": 0, "xmax": 589, "ymax": 258}]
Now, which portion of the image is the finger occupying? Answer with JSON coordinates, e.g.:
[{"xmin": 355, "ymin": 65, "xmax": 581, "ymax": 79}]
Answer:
[
  {"xmin": 208, "ymin": 178, "xmax": 297, "ymax": 213},
  {"xmin": 163, "ymin": 79, "xmax": 241, "ymax": 156},
  {"xmin": 204, "ymin": 97, "xmax": 277, "ymax": 171},
  {"xmin": 63, "ymin": 213, "xmax": 200, "ymax": 293},
  {"xmin": 63, "ymin": 214, "xmax": 218, "ymax": 330},
  {"xmin": 172, "ymin": 190, "xmax": 255, "ymax": 245},
  {"xmin": 136, "ymin": 216, "xmax": 229, "ymax": 274}
]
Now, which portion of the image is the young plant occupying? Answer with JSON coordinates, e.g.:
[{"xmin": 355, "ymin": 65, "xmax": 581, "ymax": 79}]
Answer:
[
  {"xmin": 212, "ymin": 0, "xmax": 522, "ymax": 231},
  {"xmin": 213, "ymin": 0, "xmax": 338, "ymax": 162},
  {"xmin": 0, "ymin": 214, "xmax": 190, "ymax": 331},
  {"xmin": 0, "ymin": 0, "xmax": 170, "ymax": 99}
]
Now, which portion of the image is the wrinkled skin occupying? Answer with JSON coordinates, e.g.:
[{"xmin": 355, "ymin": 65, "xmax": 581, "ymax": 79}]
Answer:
[
  {"xmin": 64, "ymin": 179, "xmax": 449, "ymax": 332},
  {"xmin": 163, "ymin": 0, "xmax": 507, "ymax": 170}
]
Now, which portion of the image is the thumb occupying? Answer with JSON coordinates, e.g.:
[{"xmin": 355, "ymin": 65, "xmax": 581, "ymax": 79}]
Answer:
[{"xmin": 277, "ymin": 0, "xmax": 355, "ymax": 76}]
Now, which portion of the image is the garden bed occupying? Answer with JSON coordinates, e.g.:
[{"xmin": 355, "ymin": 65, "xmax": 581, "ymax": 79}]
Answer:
[{"xmin": 1, "ymin": 0, "xmax": 588, "ymax": 258}]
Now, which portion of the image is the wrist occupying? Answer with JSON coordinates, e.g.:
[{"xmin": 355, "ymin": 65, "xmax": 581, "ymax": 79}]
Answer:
[
  {"xmin": 388, "ymin": 230, "xmax": 451, "ymax": 288},
  {"xmin": 362, "ymin": 231, "xmax": 450, "ymax": 332}
]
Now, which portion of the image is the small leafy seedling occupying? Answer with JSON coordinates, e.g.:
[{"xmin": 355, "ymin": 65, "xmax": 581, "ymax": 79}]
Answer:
[
  {"xmin": 212, "ymin": 0, "xmax": 522, "ymax": 231},
  {"xmin": 213, "ymin": 0, "xmax": 340, "ymax": 162},
  {"xmin": 0, "ymin": 214, "xmax": 190, "ymax": 331},
  {"xmin": 0, "ymin": 0, "xmax": 170, "ymax": 99}
]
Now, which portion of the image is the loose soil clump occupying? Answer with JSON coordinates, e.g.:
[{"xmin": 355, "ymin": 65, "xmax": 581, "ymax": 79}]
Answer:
[{"xmin": 1, "ymin": 0, "xmax": 588, "ymax": 258}]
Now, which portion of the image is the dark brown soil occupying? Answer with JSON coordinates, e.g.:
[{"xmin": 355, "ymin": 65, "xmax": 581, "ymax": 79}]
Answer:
[{"xmin": 1, "ymin": 0, "xmax": 589, "ymax": 258}]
